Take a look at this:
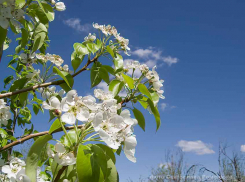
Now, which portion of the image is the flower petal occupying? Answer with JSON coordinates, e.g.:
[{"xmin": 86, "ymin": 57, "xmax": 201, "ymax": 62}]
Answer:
[{"xmin": 61, "ymin": 112, "xmax": 76, "ymax": 125}]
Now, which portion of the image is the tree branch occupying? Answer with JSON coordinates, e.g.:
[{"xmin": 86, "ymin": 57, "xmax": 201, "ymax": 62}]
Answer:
[
  {"xmin": 0, "ymin": 57, "xmax": 97, "ymax": 99},
  {"xmin": 0, "ymin": 124, "xmax": 85, "ymax": 152}
]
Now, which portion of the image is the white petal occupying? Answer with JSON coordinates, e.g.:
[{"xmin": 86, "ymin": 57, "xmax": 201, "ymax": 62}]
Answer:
[
  {"xmin": 99, "ymin": 130, "xmax": 120, "ymax": 149},
  {"xmin": 61, "ymin": 97, "xmax": 69, "ymax": 112},
  {"xmin": 42, "ymin": 101, "xmax": 53, "ymax": 110},
  {"xmin": 61, "ymin": 112, "xmax": 76, "ymax": 125},
  {"xmin": 1, "ymin": 165, "xmax": 11, "ymax": 174},
  {"xmin": 125, "ymin": 135, "xmax": 137, "ymax": 149},
  {"xmin": 55, "ymin": 143, "xmax": 66, "ymax": 154},
  {"xmin": 49, "ymin": 96, "xmax": 61, "ymax": 109},
  {"xmin": 124, "ymin": 147, "xmax": 136, "ymax": 163},
  {"xmin": 76, "ymin": 107, "xmax": 90, "ymax": 122},
  {"xmin": 66, "ymin": 90, "xmax": 77, "ymax": 104},
  {"xmin": 93, "ymin": 112, "xmax": 103, "ymax": 131}
]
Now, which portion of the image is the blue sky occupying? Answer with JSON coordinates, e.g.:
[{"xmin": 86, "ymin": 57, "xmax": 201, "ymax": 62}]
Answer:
[{"xmin": 1, "ymin": 0, "xmax": 245, "ymax": 181}]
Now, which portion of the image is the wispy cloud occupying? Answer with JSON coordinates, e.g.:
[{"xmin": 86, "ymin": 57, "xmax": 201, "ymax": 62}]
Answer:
[
  {"xmin": 160, "ymin": 103, "xmax": 177, "ymax": 111},
  {"xmin": 131, "ymin": 47, "xmax": 178, "ymax": 67},
  {"xmin": 241, "ymin": 145, "xmax": 245, "ymax": 152},
  {"xmin": 63, "ymin": 18, "xmax": 91, "ymax": 33},
  {"xmin": 163, "ymin": 56, "xmax": 179, "ymax": 66},
  {"xmin": 160, "ymin": 103, "xmax": 167, "ymax": 111},
  {"xmin": 176, "ymin": 140, "xmax": 215, "ymax": 155}
]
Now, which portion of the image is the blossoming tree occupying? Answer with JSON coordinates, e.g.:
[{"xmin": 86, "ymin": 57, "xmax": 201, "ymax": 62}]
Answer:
[{"xmin": 0, "ymin": 0, "xmax": 164, "ymax": 181}]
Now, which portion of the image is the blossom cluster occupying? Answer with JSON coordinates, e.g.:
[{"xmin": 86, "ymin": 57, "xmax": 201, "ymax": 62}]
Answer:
[
  {"xmin": 124, "ymin": 60, "xmax": 165, "ymax": 104},
  {"xmin": 0, "ymin": 99, "xmax": 11, "ymax": 126},
  {"xmin": 47, "ymin": 143, "xmax": 76, "ymax": 166},
  {"xmin": 0, "ymin": 158, "xmax": 48, "ymax": 182},
  {"xmin": 93, "ymin": 23, "xmax": 130, "ymax": 55},
  {"xmin": 42, "ymin": 89, "xmax": 138, "ymax": 162},
  {"xmin": 0, "ymin": 0, "xmax": 24, "ymax": 29}
]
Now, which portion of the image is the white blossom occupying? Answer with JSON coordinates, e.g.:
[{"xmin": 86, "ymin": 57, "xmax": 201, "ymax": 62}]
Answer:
[
  {"xmin": 1, "ymin": 157, "xmax": 26, "ymax": 180},
  {"xmin": 84, "ymin": 33, "xmax": 96, "ymax": 42},
  {"xmin": 55, "ymin": 2, "xmax": 66, "ymax": 11},
  {"xmin": 0, "ymin": 105, "xmax": 11, "ymax": 126},
  {"xmin": 51, "ymin": 143, "xmax": 76, "ymax": 166}
]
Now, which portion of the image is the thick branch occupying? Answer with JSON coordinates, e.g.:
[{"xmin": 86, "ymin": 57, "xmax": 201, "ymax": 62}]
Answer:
[
  {"xmin": 0, "ymin": 57, "xmax": 97, "ymax": 99},
  {"xmin": 0, "ymin": 124, "xmax": 85, "ymax": 152}
]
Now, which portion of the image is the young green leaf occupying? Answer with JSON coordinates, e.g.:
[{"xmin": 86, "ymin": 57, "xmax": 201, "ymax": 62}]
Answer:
[
  {"xmin": 91, "ymin": 62, "xmax": 102, "ymax": 88},
  {"xmin": 109, "ymin": 80, "xmax": 124, "ymax": 97},
  {"xmin": 132, "ymin": 107, "xmax": 145, "ymax": 131},
  {"xmin": 53, "ymin": 66, "xmax": 74, "ymax": 88},
  {"xmin": 76, "ymin": 145, "xmax": 104, "ymax": 182},
  {"xmin": 26, "ymin": 135, "xmax": 52, "ymax": 182},
  {"xmin": 32, "ymin": 23, "xmax": 47, "ymax": 53},
  {"xmin": 106, "ymin": 45, "xmax": 114, "ymax": 57},
  {"xmin": 71, "ymin": 57, "xmax": 84, "ymax": 72},
  {"xmin": 147, "ymin": 98, "xmax": 161, "ymax": 131},
  {"xmin": 49, "ymin": 118, "xmax": 61, "ymax": 134},
  {"xmin": 102, "ymin": 65, "xmax": 115, "ymax": 75},
  {"xmin": 138, "ymin": 83, "xmax": 152, "ymax": 100},
  {"xmin": 73, "ymin": 43, "xmax": 89, "ymax": 55},
  {"xmin": 21, "ymin": 28, "xmax": 29, "ymax": 48},
  {"xmin": 122, "ymin": 74, "xmax": 134, "ymax": 89},
  {"xmin": 113, "ymin": 53, "xmax": 123, "ymax": 70},
  {"xmin": 99, "ymin": 67, "xmax": 110, "ymax": 84}
]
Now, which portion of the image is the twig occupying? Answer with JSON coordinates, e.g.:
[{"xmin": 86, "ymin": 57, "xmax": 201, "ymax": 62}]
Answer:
[
  {"xmin": 54, "ymin": 166, "xmax": 67, "ymax": 182},
  {"xmin": 0, "ymin": 57, "xmax": 97, "ymax": 99},
  {"xmin": 0, "ymin": 124, "xmax": 85, "ymax": 152}
]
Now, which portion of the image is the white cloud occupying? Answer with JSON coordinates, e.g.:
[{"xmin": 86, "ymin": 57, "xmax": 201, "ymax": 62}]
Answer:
[
  {"xmin": 131, "ymin": 47, "xmax": 178, "ymax": 67},
  {"xmin": 163, "ymin": 56, "xmax": 178, "ymax": 66},
  {"xmin": 176, "ymin": 140, "xmax": 215, "ymax": 155},
  {"xmin": 160, "ymin": 103, "xmax": 167, "ymax": 111},
  {"xmin": 160, "ymin": 103, "xmax": 177, "ymax": 111},
  {"xmin": 145, "ymin": 60, "xmax": 157, "ymax": 68},
  {"xmin": 97, "ymin": 82, "xmax": 109, "ymax": 92},
  {"xmin": 241, "ymin": 145, "xmax": 245, "ymax": 152},
  {"xmin": 63, "ymin": 18, "xmax": 91, "ymax": 33}
]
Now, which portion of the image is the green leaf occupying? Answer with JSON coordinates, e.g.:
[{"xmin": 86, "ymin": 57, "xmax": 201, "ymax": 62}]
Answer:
[
  {"xmin": 99, "ymin": 67, "xmax": 110, "ymax": 84},
  {"xmin": 96, "ymin": 144, "xmax": 116, "ymax": 164},
  {"xmin": 49, "ymin": 119, "xmax": 61, "ymax": 134},
  {"xmin": 26, "ymin": 135, "xmax": 52, "ymax": 182},
  {"xmin": 32, "ymin": 23, "xmax": 47, "ymax": 53},
  {"xmin": 105, "ymin": 158, "xmax": 118, "ymax": 182},
  {"xmin": 96, "ymin": 39, "xmax": 102, "ymax": 49},
  {"xmin": 73, "ymin": 43, "xmax": 89, "ymax": 55},
  {"xmin": 21, "ymin": 28, "xmax": 29, "ymax": 48},
  {"xmin": 41, "ymin": 3, "xmax": 55, "ymax": 22},
  {"xmin": 76, "ymin": 145, "xmax": 104, "ymax": 182},
  {"xmin": 138, "ymin": 83, "xmax": 152, "ymax": 100},
  {"xmin": 0, "ymin": 128, "xmax": 8, "ymax": 138},
  {"xmin": 106, "ymin": 45, "xmax": 114, "ymax": 57},
  {"xmin": 0, "ymin": 27, "xmax": 7, "ymax": 49},
  {"xmin": 71, "ymin": 57, "xmax": 84, "ymax": 72},
  {"xmin": 15, "ymin": 0, "xmax": 26, "ymax": 9},
  {"xmin": 33, "ymin": 104, "xmax": 39, "ymax": 115},
  {"xmin": 138, "ymin": 96, "xmax": 148, "ymax": 109},
  {"xmin": 53, "ymin": 66, "xmax": 74, "ymax": 88},
  {"xmin": 62, "ymin": 130, "xmax": 79, "ymax": 147},
  {"xmin": 90, "ymin": 62, "xmax": 102, "ymax": 88},
  {"xmin": 102, "ymin": 65, "xmax": 115, "ymax": 75},
  {"xmin": 86, "ymin": 42, "xmax": 100, "ymax": 54},
  {"xmin": 4, "ymin": 75, "xmax": 13, "ymax": 88},
  {"xmin": 122, "ymin": 74, "xmax": 134, "ymax": 89},
  {"xmin": 113, "ymin": 53, "xmax": 123, "ymax": 70},
  {"xmin": 109, "ymin": 80, "xmax": 124, "ymax": 97},
  {"xmin": 19, "ymin": 92, "xmax": 28, "ymax": 106},
  {"xmin": 147, "ymin": 98, "xmax": 161, "ymax": 131},
  {"xmin": 60, "ymin": 82, "xmax": 71, "ymax": 92},
  {"xmin": 132, "ymin": 107, "xmax": 145, "ymax": 131}
]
